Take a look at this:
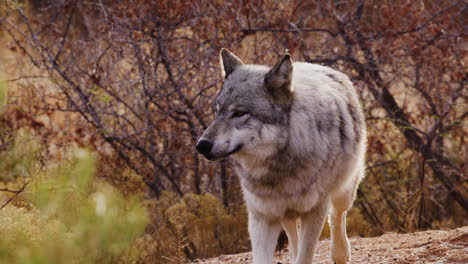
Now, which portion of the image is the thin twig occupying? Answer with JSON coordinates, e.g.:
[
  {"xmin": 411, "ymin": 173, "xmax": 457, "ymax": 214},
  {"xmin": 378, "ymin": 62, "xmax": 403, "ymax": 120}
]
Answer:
[{"xmin": 0, "ymin": 181, "xmax": 31, "ymax": 210}]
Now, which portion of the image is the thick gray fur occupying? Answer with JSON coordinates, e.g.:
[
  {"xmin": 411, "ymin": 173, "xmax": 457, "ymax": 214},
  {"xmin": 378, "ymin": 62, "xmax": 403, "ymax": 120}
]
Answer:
[{"xmin": 197, "ymin": 48, "xmax": 367, "ymax": 264}]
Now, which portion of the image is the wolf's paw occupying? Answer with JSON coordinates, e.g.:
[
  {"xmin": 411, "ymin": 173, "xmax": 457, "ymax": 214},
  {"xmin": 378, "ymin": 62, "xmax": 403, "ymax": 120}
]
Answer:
[
  {"xmin": 331, "ymin": 248, "xmax": 350, "ymax": 264},
  {"xmin": 331, "ymin": 238, "xmax": 350, "ymax": 264},
  {"xmin": 332, "ymin": 253, "xmax": 350, "ymax": 264}
]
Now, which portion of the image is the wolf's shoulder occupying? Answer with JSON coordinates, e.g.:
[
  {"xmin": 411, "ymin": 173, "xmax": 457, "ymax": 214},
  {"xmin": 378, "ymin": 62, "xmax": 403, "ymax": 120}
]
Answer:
[
  {"xmin": 291, "ymin": 62, "xmax": 354, "ymax": 100},
  {"xmin": 292, "ymin": 62, "xmax": 351, "ymax": 83}
]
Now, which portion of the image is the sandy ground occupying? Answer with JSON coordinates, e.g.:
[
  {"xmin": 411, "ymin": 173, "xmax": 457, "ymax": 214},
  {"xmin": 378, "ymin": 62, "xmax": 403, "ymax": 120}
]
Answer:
[{"xmin": 193, "ymin": 226, "xmax": 468, "ymax": 264}]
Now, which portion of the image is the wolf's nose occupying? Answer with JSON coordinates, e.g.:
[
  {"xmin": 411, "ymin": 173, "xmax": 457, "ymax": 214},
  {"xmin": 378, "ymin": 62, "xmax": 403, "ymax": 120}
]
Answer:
[{"xmin": 196, "ymin": 140, "xmax": 213, "ymax": 155}]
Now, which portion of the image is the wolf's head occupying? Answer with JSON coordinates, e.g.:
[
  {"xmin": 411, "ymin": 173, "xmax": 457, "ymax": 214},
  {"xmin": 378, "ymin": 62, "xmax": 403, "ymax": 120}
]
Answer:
[{"xmin": 196, "ymin": 49, "xmax": 294, "ymax": 161}]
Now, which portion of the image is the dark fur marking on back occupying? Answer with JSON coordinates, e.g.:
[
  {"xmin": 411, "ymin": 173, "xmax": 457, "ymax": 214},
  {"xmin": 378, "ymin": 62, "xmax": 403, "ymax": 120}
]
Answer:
[
  {"xmin": 347, "ymin": 102, "xmax": 362, "ymax": 142},
  {"xmin": 316, "ymin": 118, "xmax": 323, "ymax": 133},
  {"xmin": 326, "ymin": 73, "xmax": 344, "ymax": 86},
  {"xmin": 317, "ymin": 108, "xmax": 335, "ymax": 134},
  {"xmin": 326, "ymin": 73, "xmax": 353, "ymax": 103},
  {"xmin": 337, "ymin": 101, "xmax": 348, "ymax": 149}
]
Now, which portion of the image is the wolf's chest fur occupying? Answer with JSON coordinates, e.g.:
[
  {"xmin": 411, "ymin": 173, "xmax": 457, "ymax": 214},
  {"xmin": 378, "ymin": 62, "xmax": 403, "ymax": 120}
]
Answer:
[
  {"xmin": 236, "ymin": 157, "xmax": 324, "ymax": 218},
  {"xmin": 232, "ymin": 143, "xmax": 338, "ymax": 218},
  {"xmin": 235, "ymin": 153, "xmax": 314, "ymax": 197}
]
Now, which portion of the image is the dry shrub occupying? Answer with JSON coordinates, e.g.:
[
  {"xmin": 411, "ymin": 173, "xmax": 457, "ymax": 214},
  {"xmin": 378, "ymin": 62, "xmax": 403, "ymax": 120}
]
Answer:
[{"xmin": 120, "ymin": 192, "xmax": 249, "ymax": 263}]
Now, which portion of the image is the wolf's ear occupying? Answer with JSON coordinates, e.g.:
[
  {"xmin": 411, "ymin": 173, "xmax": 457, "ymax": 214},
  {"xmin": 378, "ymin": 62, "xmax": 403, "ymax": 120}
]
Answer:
[
  {"xmin": 220, "ymin": 48, "xmax": 243, "ymax": 79},
  {"xmin": 265, "ymin": 54, "xmax": 293, "ymax": 105}
]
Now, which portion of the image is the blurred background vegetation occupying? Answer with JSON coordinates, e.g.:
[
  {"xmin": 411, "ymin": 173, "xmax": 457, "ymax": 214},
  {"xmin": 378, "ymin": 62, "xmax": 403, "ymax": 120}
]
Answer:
[{"xmin": 0, "ymin": 0, "xmax": 466, "ymax": 263}]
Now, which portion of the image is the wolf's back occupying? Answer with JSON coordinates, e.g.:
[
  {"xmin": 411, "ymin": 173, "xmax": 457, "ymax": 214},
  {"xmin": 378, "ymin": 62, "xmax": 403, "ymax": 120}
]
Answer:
[{"xmin": 288, "ymin": 62, "xmax": 366, "ymax": 189}]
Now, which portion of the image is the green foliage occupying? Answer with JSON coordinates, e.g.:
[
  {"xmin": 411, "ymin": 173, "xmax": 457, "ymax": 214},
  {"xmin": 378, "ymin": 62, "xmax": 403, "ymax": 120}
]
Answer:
[
  {"xmin": 0, "ymin": 140, "xmax": 147, "ymax": 263},
  {"xmin": 0, "ymin": 130, "xmax": 42, "ymax": 181},
  {"xmin": 7, "ymin": 0, "xmax": 25, "ymax": 9}
]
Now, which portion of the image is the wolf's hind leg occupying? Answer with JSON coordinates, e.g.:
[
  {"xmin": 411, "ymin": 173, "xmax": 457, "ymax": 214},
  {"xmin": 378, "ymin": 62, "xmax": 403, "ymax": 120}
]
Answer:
[
  {"xmin": 329, "ymin": 185, "xmax": 357, "ymax": 264},
  {"xmin": 249, "ymin": 212, "xmax": 282, "ymax": 264},
  {"xmin": 281, "ymin": 217, "xmax": 299, "ymax": 263}
]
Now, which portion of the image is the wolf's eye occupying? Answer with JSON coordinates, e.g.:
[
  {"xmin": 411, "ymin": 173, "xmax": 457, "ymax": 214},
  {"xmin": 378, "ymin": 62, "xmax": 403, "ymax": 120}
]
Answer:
[{"xmin": 232, "ymin": 111, "xmax": 247, "ymax": 118}]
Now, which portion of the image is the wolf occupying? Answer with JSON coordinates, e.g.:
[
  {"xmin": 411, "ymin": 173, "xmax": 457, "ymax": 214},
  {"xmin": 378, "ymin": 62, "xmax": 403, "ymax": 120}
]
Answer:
[{"xmin": 196, "ymin": 49, "xmax": 366, "ymax": 264}]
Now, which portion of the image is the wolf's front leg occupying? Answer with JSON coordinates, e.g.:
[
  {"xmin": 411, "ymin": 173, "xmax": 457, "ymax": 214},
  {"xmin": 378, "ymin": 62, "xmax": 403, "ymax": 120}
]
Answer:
[
  {"xmin": 281, "ymin": 218, "xmax": 299, "ymax": 263},
  {"xmin": 295, "ymin": 202, "xmax": 329, "ymax": 264},
  {"xmin": 249, "ymin": 211, "xmax": 282, "ymax": 264}
]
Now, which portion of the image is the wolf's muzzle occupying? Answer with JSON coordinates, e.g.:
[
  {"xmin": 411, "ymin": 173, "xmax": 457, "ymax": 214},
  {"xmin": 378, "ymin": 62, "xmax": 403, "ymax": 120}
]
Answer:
[{"xmin": 195, "ymin": 139, "xmax": 213, "ymax": 156}]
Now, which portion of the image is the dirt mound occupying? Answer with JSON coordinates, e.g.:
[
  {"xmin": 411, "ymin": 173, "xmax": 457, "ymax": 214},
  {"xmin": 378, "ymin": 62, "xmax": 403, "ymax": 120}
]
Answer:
[{"xmin": 193, "ymin": 226, "xmax": 468, "ymax": 264}]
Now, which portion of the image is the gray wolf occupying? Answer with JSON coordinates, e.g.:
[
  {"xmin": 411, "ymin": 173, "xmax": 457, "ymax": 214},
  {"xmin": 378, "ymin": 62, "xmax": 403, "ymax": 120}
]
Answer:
[{"xmin": 196, "ymin": 49, "xmax": 366, "ymax": 264}]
